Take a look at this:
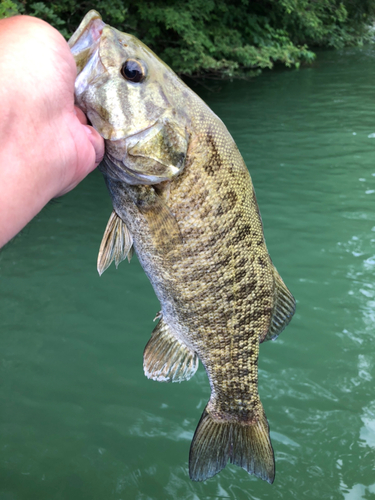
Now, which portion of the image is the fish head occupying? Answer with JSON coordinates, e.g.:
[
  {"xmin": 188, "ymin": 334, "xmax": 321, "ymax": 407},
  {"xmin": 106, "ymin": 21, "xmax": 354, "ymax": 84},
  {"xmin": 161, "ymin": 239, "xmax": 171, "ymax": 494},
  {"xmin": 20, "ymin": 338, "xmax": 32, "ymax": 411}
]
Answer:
[{"xmin": 69, "ymin": 11, "xmax": 190, "ymax": 185}]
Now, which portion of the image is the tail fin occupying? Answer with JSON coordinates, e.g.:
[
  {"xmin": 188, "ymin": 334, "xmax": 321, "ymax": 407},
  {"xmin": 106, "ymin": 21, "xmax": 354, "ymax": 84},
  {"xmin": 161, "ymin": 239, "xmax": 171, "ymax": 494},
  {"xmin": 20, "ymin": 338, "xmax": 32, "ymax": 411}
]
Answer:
[{"xmin": 189, "ymin": 404, "xmax": 274, "ymax": 483}]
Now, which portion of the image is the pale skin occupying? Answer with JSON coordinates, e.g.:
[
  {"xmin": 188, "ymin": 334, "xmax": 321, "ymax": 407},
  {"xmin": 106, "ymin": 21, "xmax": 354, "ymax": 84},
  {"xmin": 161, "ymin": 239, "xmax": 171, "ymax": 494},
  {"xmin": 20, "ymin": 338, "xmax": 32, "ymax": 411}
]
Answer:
[{"xmin": 0, "ymin": 15, "xmax": 105, "ymax": 248}]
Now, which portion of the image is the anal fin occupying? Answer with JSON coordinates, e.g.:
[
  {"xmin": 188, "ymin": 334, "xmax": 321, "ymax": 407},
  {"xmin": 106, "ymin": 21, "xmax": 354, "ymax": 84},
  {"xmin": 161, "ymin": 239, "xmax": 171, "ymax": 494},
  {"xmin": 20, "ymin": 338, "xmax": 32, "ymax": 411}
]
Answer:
[
  {"xmin": 261, "ymin": 267, "xmax": 296, "ymax": 343},
  {"xmin": 143, "ymin": 318, "xmax": 198, "ymax": 383},
  {"xmin": 97, "ymin": 210, "xmax": 133, "ymax": 276}
]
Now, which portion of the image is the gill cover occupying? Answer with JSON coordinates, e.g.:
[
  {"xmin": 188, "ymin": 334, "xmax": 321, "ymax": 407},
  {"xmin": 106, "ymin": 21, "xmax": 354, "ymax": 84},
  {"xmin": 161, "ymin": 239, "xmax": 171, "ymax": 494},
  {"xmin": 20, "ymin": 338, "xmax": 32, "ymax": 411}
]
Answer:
[{"xmin": 104, "ymin": 117, "xmax": 189, "ymax": 184}]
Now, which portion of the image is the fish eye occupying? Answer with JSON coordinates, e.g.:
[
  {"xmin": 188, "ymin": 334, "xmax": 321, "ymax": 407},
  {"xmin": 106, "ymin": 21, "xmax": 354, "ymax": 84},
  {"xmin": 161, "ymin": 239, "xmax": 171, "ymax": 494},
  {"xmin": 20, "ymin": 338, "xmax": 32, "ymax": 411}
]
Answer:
[{"xmin": 121, "ymin": 59, "xmax": 146, "ymax": 83}]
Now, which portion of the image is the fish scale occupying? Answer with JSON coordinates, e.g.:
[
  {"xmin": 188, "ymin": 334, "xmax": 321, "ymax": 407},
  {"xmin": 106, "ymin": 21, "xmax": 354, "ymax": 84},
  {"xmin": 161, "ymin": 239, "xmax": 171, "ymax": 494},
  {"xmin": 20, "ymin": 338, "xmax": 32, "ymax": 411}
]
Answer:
[
  {"xmin": 166, "ymin": 113, "xmax": 273, "ymax": 413},
  {"xmin": 69, "ymin": 10, "xmax": 296, "ymax": 483}
]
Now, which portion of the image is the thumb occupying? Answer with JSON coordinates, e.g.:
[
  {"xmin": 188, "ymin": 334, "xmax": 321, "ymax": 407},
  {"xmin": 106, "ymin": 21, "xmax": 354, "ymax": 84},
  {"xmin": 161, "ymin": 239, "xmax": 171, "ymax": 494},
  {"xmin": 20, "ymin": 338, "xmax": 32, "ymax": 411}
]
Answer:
[{"xmin": 83, "ymin": 124, "xmax": 105, "ymax": 167}]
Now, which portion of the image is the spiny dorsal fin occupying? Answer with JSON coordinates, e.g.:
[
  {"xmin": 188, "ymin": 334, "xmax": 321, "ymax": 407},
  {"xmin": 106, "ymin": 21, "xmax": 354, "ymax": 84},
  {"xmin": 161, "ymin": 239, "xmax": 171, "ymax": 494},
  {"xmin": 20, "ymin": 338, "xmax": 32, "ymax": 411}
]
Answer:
[
  {"xmin": 261, "ymin": 267, "xmax": 296, "ymax": 343},
  {"xmin": 189, "ymin": 403, "xmax": 275, "ymax": 483},
  {"xmin": 143, "ymin": 318, "xmax": 198, "ymax": 383},
  {"xmin": 97, "ymin": 210, "xmax": 133, "ymax": 276}
]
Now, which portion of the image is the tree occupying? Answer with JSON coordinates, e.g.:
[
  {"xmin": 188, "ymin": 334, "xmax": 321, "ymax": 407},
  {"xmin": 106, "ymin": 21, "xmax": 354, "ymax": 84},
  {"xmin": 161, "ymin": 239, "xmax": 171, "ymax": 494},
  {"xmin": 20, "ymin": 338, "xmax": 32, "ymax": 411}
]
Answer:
[{"xmin": 2, "ymin": 0, "xmax": 374, "ymax": 78}]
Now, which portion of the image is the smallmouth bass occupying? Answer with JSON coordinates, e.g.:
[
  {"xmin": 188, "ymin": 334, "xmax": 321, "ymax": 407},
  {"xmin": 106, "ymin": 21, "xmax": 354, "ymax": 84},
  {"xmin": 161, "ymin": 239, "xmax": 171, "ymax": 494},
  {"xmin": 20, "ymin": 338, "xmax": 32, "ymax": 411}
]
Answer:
[{"xmin": 69, "ymin": 11, "xmax": 296, "ymax": 483}]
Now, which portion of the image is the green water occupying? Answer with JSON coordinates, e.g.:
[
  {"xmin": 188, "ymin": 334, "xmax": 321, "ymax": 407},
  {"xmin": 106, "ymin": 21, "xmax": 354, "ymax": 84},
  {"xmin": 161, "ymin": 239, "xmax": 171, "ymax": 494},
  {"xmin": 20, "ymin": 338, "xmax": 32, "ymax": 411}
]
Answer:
[{"xmin": 2, "ymin": 46, "xmax": 375, "ymax": 500}]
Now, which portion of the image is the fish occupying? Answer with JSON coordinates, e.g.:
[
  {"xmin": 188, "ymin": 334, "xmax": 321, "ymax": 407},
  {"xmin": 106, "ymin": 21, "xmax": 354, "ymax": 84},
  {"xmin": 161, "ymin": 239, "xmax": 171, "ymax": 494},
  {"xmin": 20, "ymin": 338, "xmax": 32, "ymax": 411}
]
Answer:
[{"xmin": 69, "ymin": 10, "xmax": 296, "ymax": 483}]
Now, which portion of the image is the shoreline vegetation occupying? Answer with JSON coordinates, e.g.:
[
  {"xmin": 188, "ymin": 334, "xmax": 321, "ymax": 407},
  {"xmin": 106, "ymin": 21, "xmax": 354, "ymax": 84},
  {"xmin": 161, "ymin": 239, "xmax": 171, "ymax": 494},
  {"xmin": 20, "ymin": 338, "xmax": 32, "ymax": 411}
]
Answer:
[{"xmin": 1, "ymin": 0, "xmax": 375, "ymax": 78}]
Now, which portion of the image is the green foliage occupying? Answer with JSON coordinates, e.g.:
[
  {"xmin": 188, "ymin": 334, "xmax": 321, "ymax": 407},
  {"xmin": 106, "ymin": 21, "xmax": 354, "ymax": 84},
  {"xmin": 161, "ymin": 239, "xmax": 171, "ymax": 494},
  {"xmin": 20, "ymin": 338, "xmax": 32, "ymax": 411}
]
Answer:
[
  {"xmin": 125, "ymin": 0, "xmax": 316, "ymax": 77},
  {"xmin": 0, "ymin": 0, "xmax": 20, "ymax": 19},
  {"xmin": 271, "ymin": 0, "xmax": 375, "ymax": 48},
  {"xmin": 0, "ymin": 0, "xmax": 127, "ymax": 37},
  {"xmin": 1, "ymin": 0, "xmax": 375, "ymax": 77}
]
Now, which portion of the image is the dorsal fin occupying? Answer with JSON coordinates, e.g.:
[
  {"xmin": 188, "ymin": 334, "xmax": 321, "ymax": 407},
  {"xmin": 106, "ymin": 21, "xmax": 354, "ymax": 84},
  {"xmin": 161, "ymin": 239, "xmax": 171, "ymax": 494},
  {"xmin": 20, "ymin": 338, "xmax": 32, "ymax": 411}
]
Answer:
[
  {"xmin": 144, "ymin": 318, "xmax": 199, "ymax": 383},
  {"xmin": 97, "ymin": 210, "xmax": 133, "ymax": 276},
  {"xmin": 260, "ymin": 267, "xmax": 296, "ymax": 343}
]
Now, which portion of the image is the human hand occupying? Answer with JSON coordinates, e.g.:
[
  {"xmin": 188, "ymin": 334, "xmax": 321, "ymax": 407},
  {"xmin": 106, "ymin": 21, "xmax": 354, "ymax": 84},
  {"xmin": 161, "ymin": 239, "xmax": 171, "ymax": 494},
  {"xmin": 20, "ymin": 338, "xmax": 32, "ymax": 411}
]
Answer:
[{"xmin": 0, "ymin": 15, "xmax": 105, "ymax": 247}]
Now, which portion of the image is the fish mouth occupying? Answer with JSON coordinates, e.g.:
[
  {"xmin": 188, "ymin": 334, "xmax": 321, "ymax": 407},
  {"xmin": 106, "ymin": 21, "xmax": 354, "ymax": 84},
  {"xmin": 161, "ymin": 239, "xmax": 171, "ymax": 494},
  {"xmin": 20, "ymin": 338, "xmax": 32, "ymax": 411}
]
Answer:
[
  {"xmin": 68, "ymin": 11, "xmax": 107, "ymax": 101},
  {"xmin": 68, "ymin": 11, "xmax": 105, "ymax": 76}
]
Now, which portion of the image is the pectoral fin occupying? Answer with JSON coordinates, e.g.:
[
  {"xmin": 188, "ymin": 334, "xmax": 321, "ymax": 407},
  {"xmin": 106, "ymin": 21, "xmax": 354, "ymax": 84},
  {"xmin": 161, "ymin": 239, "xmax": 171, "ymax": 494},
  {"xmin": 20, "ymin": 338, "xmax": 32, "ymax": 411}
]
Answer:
[
  {"xmin": 260, "ymin": 268, "xmax": 296, "ymax": 343},
  {"xmin": 97, "ymin": 210, "xmax": 133, "ymax": 276},
  {"xmin": 131, "ymin": 185, "xmax": 182, "ymax": 253},
  {"xmin": 144, "ymin": 318, "xmax": 199, "ymax": 383}
]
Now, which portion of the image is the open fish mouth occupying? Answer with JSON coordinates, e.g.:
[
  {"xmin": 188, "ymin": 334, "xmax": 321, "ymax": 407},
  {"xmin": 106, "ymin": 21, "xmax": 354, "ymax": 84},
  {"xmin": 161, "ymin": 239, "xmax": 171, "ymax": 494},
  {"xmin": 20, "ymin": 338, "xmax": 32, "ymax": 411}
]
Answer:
[
  {"xmin": 68, "ymin": 12, "xmax": 106, "ymax": 98},
  {"xmin": 68, "ymin": 11, "xmax": 105, "ymax": 76}
]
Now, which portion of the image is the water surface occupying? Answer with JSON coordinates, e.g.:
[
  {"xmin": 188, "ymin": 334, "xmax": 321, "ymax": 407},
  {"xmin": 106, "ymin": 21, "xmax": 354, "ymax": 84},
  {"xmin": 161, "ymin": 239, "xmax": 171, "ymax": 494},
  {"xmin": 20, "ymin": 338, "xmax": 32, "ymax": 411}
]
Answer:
[{"xmin": 1, "ymin": 47, "xmax": 375, "ymax": 499}]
